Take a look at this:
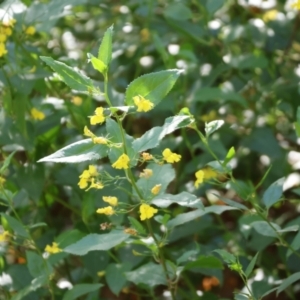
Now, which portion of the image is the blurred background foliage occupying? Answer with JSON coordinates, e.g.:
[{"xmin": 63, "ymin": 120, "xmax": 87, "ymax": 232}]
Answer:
[{"xmin": 1, "ymin": 0, "xmax": 300, "ymax": 299}]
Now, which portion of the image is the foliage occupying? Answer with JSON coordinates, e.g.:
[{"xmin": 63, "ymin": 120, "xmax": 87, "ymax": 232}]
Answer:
[{"xmin": 1, "ymin": 0, "xmax": 300, "ymax": 299}]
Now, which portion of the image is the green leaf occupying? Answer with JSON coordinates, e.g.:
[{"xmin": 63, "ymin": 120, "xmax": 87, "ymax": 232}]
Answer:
[
  {"xmin": 98, "ymin": 25, "xmax": 113, "ymax": 68},
  {"xmin": 63, "ymin": 231, "xmax": 129, "ymax": 256},
  {"xmin": 167, "ymin": 206, "xmax": 238, "ymax": 228},
  {"xmin": 251, "ymin": 221, "xmax": 280, "ymax": 238},
  {"xmin": 205, "ymin": 120, "xmax": 224, "ymax": 137},
  {"xmin": 263, "ymin": 177, "xmax": 285, "ymax": 209},
  {"xmin": 295, "ymin": 107, "xmax": 300, "ymax": 137},
  {"xmin": 177, "ymin": 249, "xmax": 199, "ymax": 265},
  {"xmin": 216, "ymin": 195, "xmax": 248, "ymax": 210},
  {"xmin": 287, "ymin": 230, "xmax": 300, "ymax": 257},
  {"xmin": 276, "ymin": 272, "xmax": 300, "ymax": 296},
  {"xmin": 245, "ymin": 252, "xmax": 259, "ymax": 278},
  {"xmin": 88, "ymin": 53, "xmax": 107, "ymax": 75},
  {"xmin": 227, "ymin": 54, "xmax": 268, "ymax": 70},
  {"xmin": 206, "ymin": 0, "xmax": 224, "ymax": 15},
  {"xmin": 26, "ymin": 251, "xmax": 52, "ymax": 278},
  {"xmin": 40, "ymin": 56, "xmax": 96, "ymax": 93},
  {"xmin": 62, "ymin": 283, "xmax": 103, "ymax": 300},
  {"xmin": 1, "ymin": 213, "xmax": 29, "ymax": 238},
  {"xmin": 128, "ymin": 216, "xmax": 146, "ymax": 235},
  {"xmin": 0, "ymin": 151, "xmax": 16, "ymax": 174},
  {"xmin": 163, "ymin": 3, "xmax": 192, "ymax": 20},
  {"xmin": 38, "ymin": 139, "xmax": 108, "ymax": 163},
  {"xmin": 184, "ymin": 255, "xmax": 223, "ymax": 270},
  {"xmin": 135, "ymin": 163, "xmax": 175, "ymax": 200},
  {"xmin": 213, "ymin": 249, "xmax": 236, "ymax": 264},
  {"xmin": 125, "ymin": 69, "xmax": 182, "ymax": 107},
  {"xmin": 223, "ymin": 146, "xmax": 235, "ymax": 166},
  {"xmin": 125, "ymin": 262, "xmax": 167, "ymax": 287},
  {"xmin": 152, "ymin": 192, "xmax": 204, "ymax": 209},
  {"xmin": 106, "ymin": 263, "xmax": 131, "ymax": 296},
  {"xmin": 132, "ymin": 115, "xmax": 192, "ymax": 153}
]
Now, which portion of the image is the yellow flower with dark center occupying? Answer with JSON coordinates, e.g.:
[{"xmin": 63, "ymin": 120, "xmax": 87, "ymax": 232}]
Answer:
[
  {"xmin": 139, "ymin": 169, "xmax": 153, "ymax": 179},
  {"xmin": 162, "ymin": 148, "xmax": 181, "ymax": 163},
  {"xmin": 0, "ymin": 231, "xmax": 10, "ymax": 242},
  {"xmin": 96, "ymin": 206, "xmax": 115, "ymax": 215},
  {"xmin": 133, "ymin": 95, "xmax": 154, "ymax": 112},
  {"xmin": 140, "ymin": 204, "xmax": 158, "ymax": 220},
  {"xmin": 31, "ymin": 108, "xmax": 45, "ymax": 120},
  {"xmin": 112, "ymin": 154, "xmax": 130, "ymax": 169},
  {"xmin": 291, "ymin": 0, "xmax": 300, "ymax": 9},
  {"xmin": 151, "ymin": 184, "xmax": 161, "ymax": 195},
  {"xmin": 90, "ymin": 107, "xmax": 105, "ymax": 125},
  {"xmin": 195, "ymin": 170, "xmax": 204, "ymax": 188},
  {"xmin": 25, "ymin": 26, "xmax": 36, "ymax": 35},
  {"xmin": 45, "ymin": 242, "xmax": 62, "ymax": 254},
  {"xmin": 103, "ymin": 196, "xmax": 118, "ymax": 206}
]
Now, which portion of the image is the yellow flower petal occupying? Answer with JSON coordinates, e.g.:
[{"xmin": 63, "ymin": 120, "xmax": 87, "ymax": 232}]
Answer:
[
  {"xmin": 151, "ymin": 184, "xmax": 161, "ymax": 195},
  {"xmin": 25, "ymin": 26, "xmax": 36, "ymax": 35},
  {"xmin": 30, "ymin": 108, "xmax": 45, "ymax": 120},
  {"xmin": 194, "ymin": 170, "xmax": 204, "ymax": 188},
  {"xmin": 133, "ymin": 95, "xmax": 154, "ymax": 112},
  {"xmin": 96, "ymin": 206, "xmax": 115, "ymax": 215},
  {"xmin": 139, "ymin": 204, "xmax": 158, "ymax": 221},
  {"xmin": 162, "ymin": 148, "xmax": 181, "ymax": 163},
  {"xmin": 45, "ymin": 242, "xmax": 62, "ymax": 254},
  {"xmin": 139, "ymin": 169, "xmax": 153, "ymax": 179},
  {"xmin": 103, "ymin": 196, "xmax": 118, "ymax": 206},
  {"xmin": 112, "ymin": 154, "xmax": 130, "ymax": 169}
]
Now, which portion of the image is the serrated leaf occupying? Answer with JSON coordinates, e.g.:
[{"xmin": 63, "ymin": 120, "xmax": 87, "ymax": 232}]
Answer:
[
  {"xmin": 263, "ymin": 177, "xmax": 285, "ymax": 209},
  {"xmin": 63, "ymin": 231, "xmax": 129, "ymax": 256},
  {"xmin": 245, "ymin": 252, "xmax": 259, "ymax": 277},
  {"xmin": 98, "ymin": 25, "xmax": 113, "ymax": 68},
  {"xmin": 40, "ymin": 56, "xmax": 96, "ymax": 93},
  {"xmin": 205, "ymin": 120, "xmax": 224, "ymax": 137},
  {"xmin": 128, "ymin": 216, "xmax": 146, "ymax": 235},
  {"xmin": 1, "ymin": 213, "xmax": 29, "ymax": 238},
  {"xmin": 276, "ymin": 272, "xmax": 300, "ymax": 296},
  {"xmin": 125, "ymin": 262, "xmax": 167, "ymax": 287},
  {"xmin": 125, "ymin": 69, "xmax": 182, "ymax": 107},
  {"xmin": 152, "ymin": 192, "xmax": 204, "ymax": 209},
  {"xmin": 38, "ymin": 139, "xmax": 108, "ymax": 163},
  {"xmin": 132, "ymin": 115, "xmax": 192, "ymax": 153},
  {"xmin": 88, "ymin": 53, "xmax": 107, "ymax": 75},
  {"xmin": 62, "ymin": 283, "xmax": 103, "ymax": 300},
  {"xmin": 0, "ymin": 151, "xmax": 16, "ymax": 174}
]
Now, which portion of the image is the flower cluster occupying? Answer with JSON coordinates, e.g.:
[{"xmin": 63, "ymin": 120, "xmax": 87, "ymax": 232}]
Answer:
[
  {"xmin": 78, "ymin": 165, "xmax": 103, "ymax": 190},
  {"xmin": 133, "ymin": 95, "xmax": 154, "ymax": 112},
  {"xmin": 89, "ymin": 107, "xmax": 106, "ymax": 125},
  {"xmin": 194, "ymin": 167, "xmax": 218, "ymax": 188},
  {"xmin": 0, "ymin": 19, "xmax": 16, "ymax": 58},
  {"xmin": 96, "ymin": 196, "xmax": 119, "ymax": 216},
  {"xmin": 162, "ymin": 148, "xmax": 181, "ymax": 163}
]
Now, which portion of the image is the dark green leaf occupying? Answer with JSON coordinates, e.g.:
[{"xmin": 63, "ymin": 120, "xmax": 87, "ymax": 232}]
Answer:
[
  {"xmin": 245, "ymin": 252, "xmax": 259, "ymax": 278},
  {"xmin": 128, "ymin": 216, "xmax": 146, "ymax": 235},
  {"xmin": 263, "ymin": 177, "xmax": 285, "ymax": 209},
  {"xmin": 276, "ymin": 272, "xmax": 300, "ymax": 296},
  {"xmin": 1, "ymin": 213, "xmax": 29, "ymax": 238},
  {"xmin": 62, "ymin": 283, "xmax": 103, "ymax": 300},
  {"xmin": 0, "ymin": 151, "xmax": 16, "ymax": 174},
  {"xmin": 106, "ymin": 263, "xmax": 131, "ymax": 296}
]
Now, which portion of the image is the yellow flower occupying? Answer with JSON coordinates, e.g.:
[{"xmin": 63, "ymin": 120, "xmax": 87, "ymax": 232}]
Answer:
[
  {"xmin": 203, "ymin": 167, "xmax": 218, "ymax": 180},
  {"xmin": 96, "ymin": 206, "xmax": 115, "ymax": 215},
  {"xmin": 90, "ymin": 107, "xmax": 105, "ymax": 125},
  {"xmin": 31, "ymin": 108, "xmax": 45, "ymax": 120},
  {"xmin": 291, "ymin": 0, "xmax": 300, "ymax": 9},
  {"xmin": 194, "ymin": 170, "xmax": 204, "ymax": 188},
  {"xmin": 78, "ymin": 177, "xmax": 89, "ymax": 189},
  {"xmin": 133, "ymin": 95, "xmax": 154, "ymax": 112},
  {"xmin": 141, "ymin": 152, "xmax": 153, "ymax": 161},
  {"xmin": 25, "ymin": 26, "xmax": 36, "ymax": 35},
  {"xmin": 4, "ymin": 27, "xmax": 12, "ymax": 36},
  {"xmin": 78, "ymin": 166, "xmax": 99, "ymax": 189},
  {"xmin": 0, "ymin": 33, "xmax": 7, "ymax": 42},
  {"xmin": 0, "ymin": 231, "xmax": 10, "ymax": 242},
  {"xmin": 151, "ymin": 184, "xmax": 161, "ymax": 195},
  {"xmin": 84, "ymin": 126, "xmax": 94, "ymax": 138},
  {"xmin": 162, "ymin": 148, "xmax": 181, "ymax": 163},
  {"xmin": 0, "ymin": 176, "xmax": 5, "ymax": 186},
  {"xmin": 97, "ymin": 271, "xmax": 106, "ymax": 277},
  {"xmin": 45, "ymin": 242, "xmax": 62, "ymax": 254},
  {"xmin": 103, "ymin": 196, "xmax": 118, "ymax": 206},
  {"xmin": 139, "ymin": 169, "xmax": 153, "ymax": 178},
  {"xmin": 93, "ymin": 137, "xmax": 108, "ymax": 144},
  {"xmin": 140, "ymin": 204, "xmax": 158, "ymax": 221},
  {"xmin": 262, "ymin": 9, "xmax": 278, "ymax": 22},
  {"xmin": 112, "ymin": 154, "xmax": 130, "ymax": 169},
  {"xmin": 87, "ymin": 178, "xmax": 104, "ymax": 190},
  {"xmin": 72, "ymin": 96, "xmax": 82, "ymax": 106},
  {"xmin": 201, "ymin": 110, "xmax": 217, "ymax": 123},
  {"xmin": 0, "ymin": 43, "xmax": 8, "ymax": 57},
  {"xmin": 140, "ymin": 28, "xmax": 150, "ymax": 42},
  {"xmin": 88, "ymin": 165, "xmax": 98, "ymax": 177}
]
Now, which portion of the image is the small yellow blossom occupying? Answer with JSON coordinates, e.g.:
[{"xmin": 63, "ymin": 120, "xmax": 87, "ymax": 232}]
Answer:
[
  {"xmin": 133, "ymin": 95, "xmax": 154, "ymax": 112},
  {"xmin": 0, "ymin": 43, "xmax": 8, "ymax": 57},
  {"xmin": 72, "ymin": 96, "xmax": 82, "ymax": 106},
  {"xmin": 141, "ymin": 152, "xmax": 153, "ymax": 161},
  {"xmin": 112, "ymin": 154, "xmax": 130, "ymax": 169},
  {"xmin": 140, "ymin": 169, "xmax": 153, "ymax": 179},
  {"xmin": 31, "ymin": 108, "xmax": 45, "ymax": 120},
  {"xmin": 124, "ymin": 228, "xmax": 137, "ymax": 235},
  {"xmin": 4, "ymin": 27, "xmax": 12, "ymax": 36},
  {"xmin": 87, "ymin": 178, "xmax": 104, "ymax": 190},
  {"xmin": 262, "ymin": 9, "xmax": 278, "ymax": 22},
  {"xmin": 90, "ymin": 107, "xmax": 105, "ymax": 125},
  {"xmin": 151, "ymin": 184, "xmax": 161, "ymax": 195},
  {"xmin": 140, "ymin": 204, "xmax": 158, "ymax": 221},
  {"xmin": 93, "ymin": 137, "xmax": 108, "ymax": 144},
  {"xmin": 97, "ymin": 271, "xmax": 106, "ymax": 277},
  {"xmin": 162, "ymin": 148, "xmax": 181, "ymax": 163},
  {"xmin": 195, "ymin": 170, "xmax": 204, "ymax": 188},
  {"xmin": 78, "ymin": 166, "xmax": 99, "ymax": 189},
  {"xmin": 103, "ymin": 196, "xmax": 118, "ymax": 206},
  {"xmin": 0, "ymin": 231, "xmax": 10, "ymax": 242},
  {"xmin": 203, "ymin": 167, "xmax": 218, "ymax": 180},
  {"xmin": 201, "ymin": 110, "xmax": 217, "ymax": 123},
  {"xmin": 25, "ymin": 26, "xmax": 36, "ymax": 35},
  {"xmin": 96, "ymin": 206, "xmax": 115, "ymax": 215},
  {"xmin": 0, "ymin": 176, "xmax": 5, "ymax": 186},
  {"xmin": 88, "ymin": 165, "xmax": 98, "ymax": 177},
  {"xmin": 45, "ymin": 242, "xmax": 62, "ymax": 254},
  {"xmin": 0, "ymin": 34, "xmax": 7, "ymax": 42},
  {"xmin": 291, "ymin": 0, "xmax": 300, "ymax": 9},
  {"xmin": 78, "ymin": 177, "xmax": 89, "ymax": 189},
  {"xmin": 84, "ymin": 126, "xmax": 94, "ymax": 138},
  {"xmin": 140, "ymin": 28, "xmax": 150, "ymax": 42}
]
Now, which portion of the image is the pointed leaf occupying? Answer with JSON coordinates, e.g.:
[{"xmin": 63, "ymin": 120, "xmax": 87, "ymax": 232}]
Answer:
[
  {"xmin": 128, "ymin": 216, "xmax": 146, "ymax": 235},
  {"xmin": 245, "ymin": 252, "xmax": 259, "ymax": 277},
  {"xmin": 88, "ymin": 53, "xmax": 107, "ymax": 75},
  {"xmin": 40, "ymin": 56, "xmax": 96, "ymax": 93},
  {"xmin": 38, "ymin": 139, "xmax": 108, "ymax": 163},
  {"xmin": 132, "ymin": 115, "xmax": 192, "ymax": 153},
  {"xmin": 1, "ymin": 213, "xmax": 29, "ymax": 238},
  {"xmin": 0, "ymin": 151, "xmax": 16, "ymax": 174},
  {"xmin": 184, "ymin": 255, "xmax": 223, "ymax": 270},
  {"xmin": 263, "ymin": 177, "xmax": 285, "ymax": 209},
  {"xmin": 62, "ymin": 283, "xmax": 103, "ymax": 300},
  {"xmin": 205, "ymin": 120, "xmax": 224, "ymax": 137},
  {"xmin": 276, "ymin": 272, "xmax": 300, "ymax": 296},
  {"xmin": 251, "ymin": 221, "xmax": 280, "ymax": 238},
  {"xmin": 125, "ymin": 69, "xmax": 182, "ymax": 106},
  {"xmin": 213, "ymin": 249, "xmax": 236, "ymax": 264},
  {"xmin": 98, "ymin": 25, "xmax": 113, "ymax": 68},
  {"xmin": 63, "ymin": 231, "xmax": 129, "ymax": 256},
  {"xmin": 26, "ymin": 251, "xmax": 52, "ymax": 278},
  {"xmin": 287, "ymin": 230, "xmax": 300, "ymax": 258},
  {"xmin": 223, "ymin": 146, "xmax": 235, "ymax": 166}
]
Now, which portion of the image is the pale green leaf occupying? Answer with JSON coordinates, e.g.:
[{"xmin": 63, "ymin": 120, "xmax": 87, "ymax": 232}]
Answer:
[
  {"xmin": 251, "ymin": 221, "xmax": 280, "ymax": 238},
  {"xmin": 223, "ymin": 146, "xmax": 235, "ymax": 166},
  {"xmin": 245, "ymin": 252, "xmax": 259, "ymax": 278},
  {"xmin": 125, "ymin": 69, "xmax": 182, "ymax": 106},
  {"xmin": 63, "ymin": 231, "xmax": 129, "ymax": 256},
  {"xmin": 1, "ymin": 213, "xmax": 29, "ymax": 238},
  {"xmin": 205, "ymin": 120, "xmax": 224, "ymax": 137},
  {"xmin": 213, "ymin": 249, "xmax": 236, "ymax": 264},
  {"xmin": 26, "ymin": 251, "xmax": 52, "ymax": 278},
  {"xmin": 276, "ymin": 272, "xmax": 300, "ymax": 296},
  {"xmin": 98, "ymin": 25, "xmax": 113, "ymax": 68},
  {"xmin": 62, "ymin": 283, "xmax": 103, "ymax": 300},
  {"xmin": 132, "ymin": 115, "xmax": 192, "ymax": 153},
  {"xmin": 38, "ymin": 139, "xmax": 108, "ymax": 163},
  {"xmin": 263, "ymin": 177, "xmax": 285, "ymax": 209},
  {"xmin": 88, "ymin": 53, "xmax": 107, "ymax": 75},
  {"xmin": 40, "ymin": 56, "xmax": 96, "ymax": 93}
]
